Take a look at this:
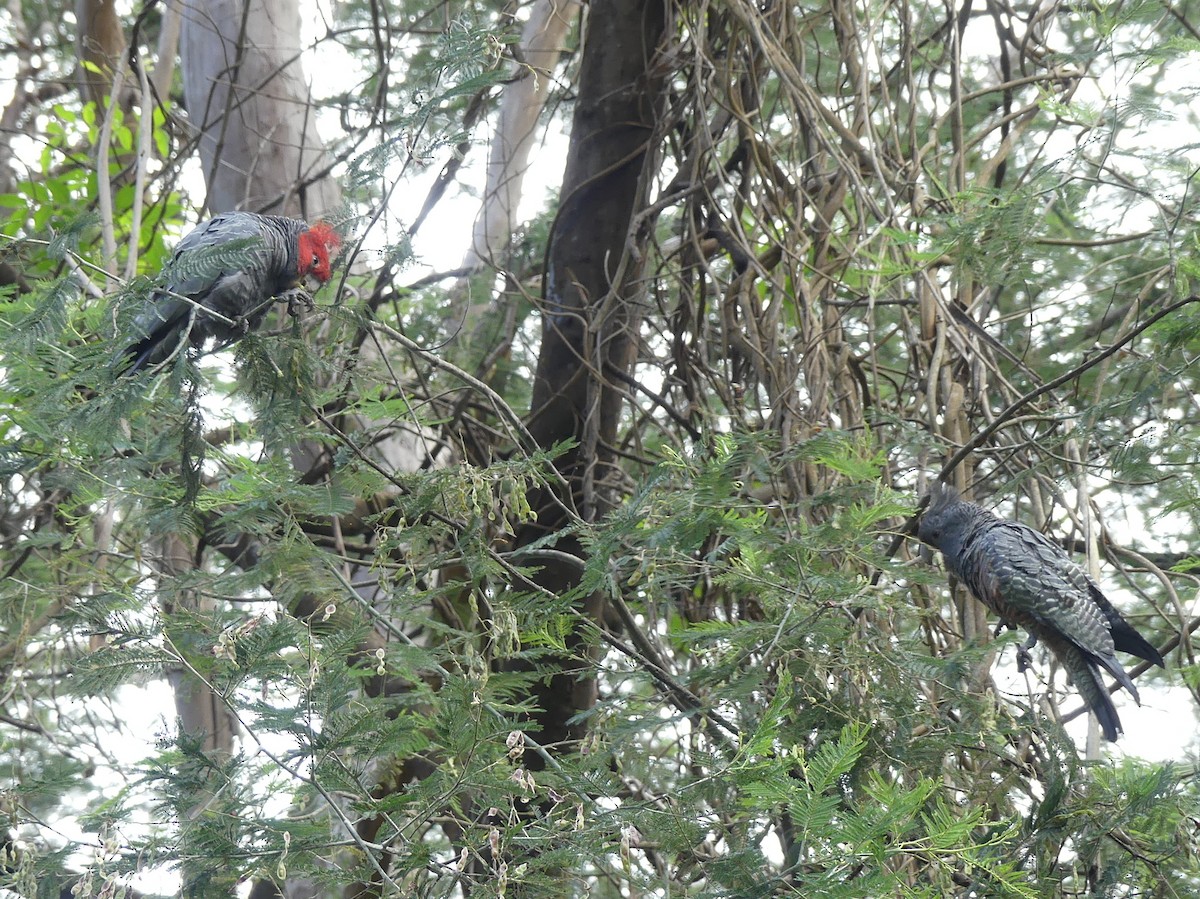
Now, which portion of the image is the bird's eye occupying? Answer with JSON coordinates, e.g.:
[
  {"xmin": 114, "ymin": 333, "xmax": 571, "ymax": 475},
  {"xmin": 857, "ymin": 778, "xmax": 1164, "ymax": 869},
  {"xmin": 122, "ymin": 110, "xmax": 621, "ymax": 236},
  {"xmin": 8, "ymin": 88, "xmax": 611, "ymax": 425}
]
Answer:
[{"xmin": 311, "ymin": 254, "xmax": 319, "ymax": 268}]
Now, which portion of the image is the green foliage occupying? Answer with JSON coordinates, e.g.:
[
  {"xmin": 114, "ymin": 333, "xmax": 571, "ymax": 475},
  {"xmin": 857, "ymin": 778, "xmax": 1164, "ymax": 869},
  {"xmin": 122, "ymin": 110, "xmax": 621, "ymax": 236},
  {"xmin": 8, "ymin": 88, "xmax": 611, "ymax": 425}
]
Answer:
[{"xmin": 4, "ymin": 0, "xmax": 1200, "ymax": 897}]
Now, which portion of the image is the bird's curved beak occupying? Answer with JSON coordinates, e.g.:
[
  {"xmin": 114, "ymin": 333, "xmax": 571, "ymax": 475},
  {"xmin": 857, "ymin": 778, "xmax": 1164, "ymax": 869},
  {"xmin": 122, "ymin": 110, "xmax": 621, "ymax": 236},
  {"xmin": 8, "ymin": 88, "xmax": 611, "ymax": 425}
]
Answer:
[{"xmin": 288, "ymin": 273, "xmax": 324, "ymax": 293}]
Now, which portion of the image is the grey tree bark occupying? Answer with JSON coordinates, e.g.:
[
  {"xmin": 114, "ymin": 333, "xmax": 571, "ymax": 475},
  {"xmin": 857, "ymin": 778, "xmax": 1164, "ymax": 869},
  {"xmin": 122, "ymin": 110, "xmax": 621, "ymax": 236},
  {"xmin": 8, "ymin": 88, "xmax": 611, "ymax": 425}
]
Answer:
[
  {"xmin": 462, "ymin": 0, "xmax": 579, "ymax": 274},
  {"xmin": 179, "ymin": 0, "xmax": 340, "ymax": 216},
  {"xmin": 171, "ymin": 3, "xmax": 341, "ymax": 893},
  {"xmin": 445, "ymin": 0, "xmax": 579, "ymax": 362}
]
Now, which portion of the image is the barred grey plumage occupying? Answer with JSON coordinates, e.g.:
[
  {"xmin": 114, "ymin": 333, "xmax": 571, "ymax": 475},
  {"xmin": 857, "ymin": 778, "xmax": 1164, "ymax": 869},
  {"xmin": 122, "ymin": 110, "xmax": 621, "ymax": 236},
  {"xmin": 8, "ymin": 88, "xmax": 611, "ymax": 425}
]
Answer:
[
  {"xmin": 122, "ymin": 212, "xmax": 341, "ymax": 373},
  {"xmin": 917, "ymin": 481, "xmax": 1164, "ymax": 741}
]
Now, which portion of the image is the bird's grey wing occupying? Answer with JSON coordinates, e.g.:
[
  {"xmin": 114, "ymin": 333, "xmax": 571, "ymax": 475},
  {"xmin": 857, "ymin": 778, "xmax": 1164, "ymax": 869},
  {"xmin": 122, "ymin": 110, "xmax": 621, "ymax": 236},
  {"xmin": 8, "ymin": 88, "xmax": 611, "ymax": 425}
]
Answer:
[
  {"xmin": 1083, "ymin": 578, "xmax": 1164, "ymax": 667},
  {"xmin": 170, "ymin": 213, "xmax": 266, "ymax": 254},
  {"xmin": 191, "ymin": 271, "xmax": 267, "ymax": 344},
  {"xmin": 983, "ymin": 522, "xmax": 1138, "ymax": 698},
  {"xmin": 161, "ymin": 215, "xmax": 269, "ymax": 299},
  {"xmin": 995, "ymin": 521, "xmax": 1162, "ymax": 667},
  {"xmin": 122, "ymin": 286, "xmax": 197, "ymax": 373},
  {"xmin": 126, "ymin": 280, "xmax": 200, "ymax": 369},
  {"xmin": 127, "ymin": 217, "xmax": 250, "ymax": 330},
  {"xmin": 983, "ymin": 522, "xmax": 1112, "ymax": 650}
]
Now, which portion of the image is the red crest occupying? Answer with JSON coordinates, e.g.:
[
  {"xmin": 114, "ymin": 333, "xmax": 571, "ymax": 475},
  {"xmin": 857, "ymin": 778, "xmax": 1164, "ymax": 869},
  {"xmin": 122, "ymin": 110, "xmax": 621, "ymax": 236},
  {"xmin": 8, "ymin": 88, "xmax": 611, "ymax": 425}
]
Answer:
[{"xmin": 297, "ymin": 222, "xmax": 343, "ymax": 283}]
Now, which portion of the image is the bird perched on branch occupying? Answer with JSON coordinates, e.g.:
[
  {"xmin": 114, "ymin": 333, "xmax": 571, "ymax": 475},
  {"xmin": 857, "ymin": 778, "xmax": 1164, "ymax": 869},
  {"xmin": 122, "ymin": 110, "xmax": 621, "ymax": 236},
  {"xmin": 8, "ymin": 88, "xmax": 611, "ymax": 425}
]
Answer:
[
  {"xmin": 917, "ymin": 481, "xmax": 1164, "ymax": 741},
  {"xmin": 121, "ymin": 212, "xmax": 342, "ymax": 374}
]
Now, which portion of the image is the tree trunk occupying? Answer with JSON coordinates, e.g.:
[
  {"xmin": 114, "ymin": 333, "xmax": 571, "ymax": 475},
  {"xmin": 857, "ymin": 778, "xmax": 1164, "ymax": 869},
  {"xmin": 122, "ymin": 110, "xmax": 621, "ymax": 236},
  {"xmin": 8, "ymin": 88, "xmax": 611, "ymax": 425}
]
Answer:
[
  {"xmin": 462, "ymin": 0, "xmax": 580, "ymax": 276},
  {"xmin": 513, "ymin": 0, "xmax": 669, "ymax": 759},
  {"xmin": 174, "ymin": 2, "xmax": 340, "ymax": 891},
  {"xmin": 75, "ymin": 0, "xmax": 128, "ymax": 109},
  {"xmin": 180, "ymin": 0, "xmax": 340, "ymax": 216},
  {"xmin": 447, "ymin": 0, "xmax": 580, "ymax": 359}
]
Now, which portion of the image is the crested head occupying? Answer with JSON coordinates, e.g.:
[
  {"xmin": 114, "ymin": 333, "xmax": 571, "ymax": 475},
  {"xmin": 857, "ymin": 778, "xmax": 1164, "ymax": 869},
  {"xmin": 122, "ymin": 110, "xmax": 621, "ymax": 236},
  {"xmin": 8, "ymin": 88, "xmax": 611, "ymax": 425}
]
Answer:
[
  {"xmin": 917, "ymin": 480, "xmax": 976, "ymax": 551},
  {"xmin": 296, "ymin": 221, "xmax": 342, "ymax": 283},
  {"xmin": 926, "ymin": 480, "xmax": 960, "ymax": 516}
]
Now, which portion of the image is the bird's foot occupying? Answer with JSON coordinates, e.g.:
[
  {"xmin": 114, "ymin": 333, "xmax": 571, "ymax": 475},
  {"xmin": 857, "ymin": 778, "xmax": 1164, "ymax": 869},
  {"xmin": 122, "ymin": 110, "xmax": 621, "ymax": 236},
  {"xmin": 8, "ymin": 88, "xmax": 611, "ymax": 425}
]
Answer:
[
  {"xmin": 992, "ymin": 619, "xmax": 1021, "ymax": 639},
  {"xmin": 1016, "ymin": 645, "xmax": 1032, "ymax": 673},
  {"xmin": 281, "ymin": 287, "xmax": 315, "ymax": 316},
  {"xmin": 1016, "ymin": 633, "xmax": 1038, "ymax": 673}
]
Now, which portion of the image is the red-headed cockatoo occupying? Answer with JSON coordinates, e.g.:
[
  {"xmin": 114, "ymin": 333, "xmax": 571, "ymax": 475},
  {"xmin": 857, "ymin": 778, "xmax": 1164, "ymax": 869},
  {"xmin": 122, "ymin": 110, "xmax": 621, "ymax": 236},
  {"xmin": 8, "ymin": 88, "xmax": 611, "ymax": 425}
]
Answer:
[{"xmin": 122, "ymin": 213, "xmax": 342, "ymax": 373}]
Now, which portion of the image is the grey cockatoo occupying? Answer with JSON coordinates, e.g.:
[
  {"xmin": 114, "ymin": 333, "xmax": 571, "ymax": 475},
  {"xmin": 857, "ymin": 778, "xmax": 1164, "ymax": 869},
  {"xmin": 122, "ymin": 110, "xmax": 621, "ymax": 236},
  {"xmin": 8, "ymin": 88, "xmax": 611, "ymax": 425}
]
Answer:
[
  {"xmin": 917, "ymin": 481, "xmax": 1164, "ymax": 741},
  {"xmin": 121, "ymin": 213, "xmax": 342, "ymax": 373}
]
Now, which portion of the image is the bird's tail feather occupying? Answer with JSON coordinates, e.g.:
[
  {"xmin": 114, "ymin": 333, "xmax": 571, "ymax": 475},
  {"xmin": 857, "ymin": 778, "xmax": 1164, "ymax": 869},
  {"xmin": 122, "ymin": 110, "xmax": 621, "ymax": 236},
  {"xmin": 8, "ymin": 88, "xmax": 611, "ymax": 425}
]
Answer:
[
  {"xmin": 121, "ymin": 338, "xmax": 158, "ymax": 375},
  {"xmin": 1087, "ymin": 583, "xmax": 1165, "ymax": 667},
  {"xmin": 1066, "ymin": 650, "xmax": 1123, "ymax": 742},
  {"xmin": 120, "ymin": 328, "xmax": 177, "ymax": 375},
  {"xmin": 1090, "ymin": 651, "xmax": 1140, "ymax": 705},
  {"xmin": 1109, "ymin": 618, "xmax": 1165, "ymax": 668}
]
